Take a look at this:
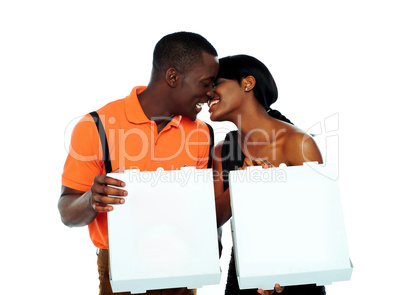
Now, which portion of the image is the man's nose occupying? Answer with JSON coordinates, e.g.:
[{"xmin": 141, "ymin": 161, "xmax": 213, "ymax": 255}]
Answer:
[{"xmin": 204, "ymin": 88, "xmax": 215, "ymax": 101}]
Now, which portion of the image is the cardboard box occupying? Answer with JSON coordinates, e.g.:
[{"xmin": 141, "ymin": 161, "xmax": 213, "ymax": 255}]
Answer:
[
  {"xmin": 229, "ymin": 162, "xmax": 353, "ymax": 290},
  {"xmin": 107, "ymin": 167, "xmax": 221, "ymax": 294}
]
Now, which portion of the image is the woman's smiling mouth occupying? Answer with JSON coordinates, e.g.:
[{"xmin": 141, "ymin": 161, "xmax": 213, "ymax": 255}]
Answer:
[
  {"xmin": 208, "ymin": 99, "xmax": 219, "ymax": 107},
  {"xmin": 208, "ymin": 99, "xmax": 219, "ymax": 112}
]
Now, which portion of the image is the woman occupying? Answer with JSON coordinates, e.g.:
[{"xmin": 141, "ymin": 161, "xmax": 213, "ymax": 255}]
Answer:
[{"xmin": 209, "ymin": 55, "xmax": 326, "ymax": 295}]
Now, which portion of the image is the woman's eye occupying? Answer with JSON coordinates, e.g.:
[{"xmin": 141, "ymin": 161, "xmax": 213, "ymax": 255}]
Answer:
[{"xmin": 213, "ymin": 80, "xmax": 222, "ymax": 88}]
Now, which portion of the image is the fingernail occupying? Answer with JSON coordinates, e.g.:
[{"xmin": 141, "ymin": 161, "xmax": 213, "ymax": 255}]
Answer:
[{"xmin": 120, "ymin": 199, "xmax": 125, "ymax": 204}]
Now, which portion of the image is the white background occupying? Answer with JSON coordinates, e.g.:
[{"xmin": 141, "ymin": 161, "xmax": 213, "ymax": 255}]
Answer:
[{"xmin": 1, "ymin": 0, "xmax": 401, "ymax": 294}]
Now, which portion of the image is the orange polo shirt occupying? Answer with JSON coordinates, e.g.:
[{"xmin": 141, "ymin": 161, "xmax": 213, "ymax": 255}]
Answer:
[{"xmin": 62, "ymin": 86, "xmax": 212, "ymax": 249}]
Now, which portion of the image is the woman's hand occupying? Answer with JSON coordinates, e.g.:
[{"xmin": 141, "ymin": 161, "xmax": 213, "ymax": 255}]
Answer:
[
  {"xmin": 239, "ymin": 157, "xmax": 273, "ymax": 170},
  {"xmin": 257, "ymin": 284, "xmax": 284, "ymax": 295}
]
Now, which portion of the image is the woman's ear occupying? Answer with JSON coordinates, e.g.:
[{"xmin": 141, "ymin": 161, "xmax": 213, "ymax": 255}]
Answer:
[
  {"xmin": 242, "ymin": 75, "xmax": 256, "ymax": 92},
  {"xmin": 165, "ymin": 68, "xmax": 180, "ymax": 87}
]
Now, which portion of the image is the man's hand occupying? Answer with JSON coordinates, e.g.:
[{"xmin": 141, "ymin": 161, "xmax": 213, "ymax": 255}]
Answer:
[
  {"xmin": 59, "ymin": 167, "xmax": 127, "ymax": 227},
  {"xmin": 90, "ymin": 170, "xmax": 127, "ymax": 212},
  {"xmin": 257, "ymin": 284, "xmax": 284, "ymax": 295}
]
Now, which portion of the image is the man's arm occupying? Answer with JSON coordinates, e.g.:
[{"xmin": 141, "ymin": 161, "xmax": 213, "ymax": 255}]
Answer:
[{"xmin": 58, "ymin": 174, "xmax": 127, "ymax": 227}]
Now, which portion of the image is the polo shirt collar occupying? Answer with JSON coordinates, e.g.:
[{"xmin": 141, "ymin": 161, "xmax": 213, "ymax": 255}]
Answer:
[{"xmin": 125, "ymin": 86, "xmax": 182, "ymax": 127}]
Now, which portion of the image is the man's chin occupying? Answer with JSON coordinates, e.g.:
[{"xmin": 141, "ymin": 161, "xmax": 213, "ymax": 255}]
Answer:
[{"xmin": 184, "ymin": 112, "xmax": 198, "ymax": 121}]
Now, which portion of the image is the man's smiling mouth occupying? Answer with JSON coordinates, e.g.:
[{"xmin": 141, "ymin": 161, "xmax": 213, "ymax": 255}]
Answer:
[{"xmin": 195, "ymin": 102, "xmax": 204, "ymax": 113}]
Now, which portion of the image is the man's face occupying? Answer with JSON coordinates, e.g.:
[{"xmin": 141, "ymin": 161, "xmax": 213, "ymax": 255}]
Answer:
[{"xmin": 172, "ymin": 52, "xmax": 219, "ymax": 121}]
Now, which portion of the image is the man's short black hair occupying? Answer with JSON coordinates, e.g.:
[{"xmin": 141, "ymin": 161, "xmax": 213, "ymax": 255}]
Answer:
[{"xmin": 152, "ymin": 32, "xmax": 217, "ymax": 76}]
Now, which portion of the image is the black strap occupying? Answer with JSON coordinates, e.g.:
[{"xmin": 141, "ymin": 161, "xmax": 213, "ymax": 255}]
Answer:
[
  {"xmin": 90, "ymin": 114, "xmax": 213, "ymax": 173},
  {"xmin": 221, "ymin": 130, "xmax": 245, "ymax": 191},
  {"xmin": 205, "ymin": 123, "xmax": 214, "ymax": 169},
  {"xmin": 89, "ymin": 111, "xmax": 112, "ymax": 174}
]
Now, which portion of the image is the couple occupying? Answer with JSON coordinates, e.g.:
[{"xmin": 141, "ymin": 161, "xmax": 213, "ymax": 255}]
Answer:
[{"xmin": 59, "ymin": 32, "xmax": 325, "ymax": 295}]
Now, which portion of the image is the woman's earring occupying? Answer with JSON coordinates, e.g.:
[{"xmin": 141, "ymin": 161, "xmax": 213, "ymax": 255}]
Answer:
[{"xmin": 245, "ymin": 87, "xmax": 249, "ymax": 91}]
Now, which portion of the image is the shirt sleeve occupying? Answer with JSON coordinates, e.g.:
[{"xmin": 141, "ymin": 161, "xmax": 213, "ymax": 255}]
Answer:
[{"xmin": 62, "ymin": 114, "xmax": 105, "ymax": 192}]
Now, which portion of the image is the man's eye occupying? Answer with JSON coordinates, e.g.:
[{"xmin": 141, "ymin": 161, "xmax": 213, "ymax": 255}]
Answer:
[{"xmin": 203, "ymin": 83, "xmax": 211, "ymax": 88}]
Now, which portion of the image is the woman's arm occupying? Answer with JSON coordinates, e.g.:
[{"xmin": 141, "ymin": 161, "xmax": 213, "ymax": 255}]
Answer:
[{"xmin": 213, "ymin": 141, "xmax": 233, "ymax": 228}]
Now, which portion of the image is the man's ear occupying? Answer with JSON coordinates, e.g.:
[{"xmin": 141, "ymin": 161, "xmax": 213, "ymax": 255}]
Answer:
[
  {"xmin": 241, "ymin": 75, "xmax": 256, "ymax": 92},
  {"xmin": 165, "ymin": 68, "xmax": 180, "ymax": 88}
]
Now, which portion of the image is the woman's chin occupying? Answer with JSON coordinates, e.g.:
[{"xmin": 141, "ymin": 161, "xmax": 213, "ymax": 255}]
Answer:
[
  {"xmin": 209, "ymin": 112, "xmax": 222, "ymax": 122},
  {"xmin": 210, "ymin": 109, "xmax": 232, "ymax": 122}
]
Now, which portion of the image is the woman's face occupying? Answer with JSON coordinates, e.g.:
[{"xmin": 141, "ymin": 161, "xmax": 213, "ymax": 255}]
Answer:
[{"xmin": 208, "ymin": 78, "xmax": 245, "ymax": 121}]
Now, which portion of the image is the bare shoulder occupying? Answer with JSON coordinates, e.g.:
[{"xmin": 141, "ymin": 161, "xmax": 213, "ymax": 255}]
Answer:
[
  {"xmin": 212, "ymin": 140, "xmax": 225, "ymax": 196},
  {"xmin": 213, "ymin": 140, "xmax": 224, "ymax": 162},
  {"xmin": 282, "ymin": 127, "xmax": 323, "ymax": 165}
]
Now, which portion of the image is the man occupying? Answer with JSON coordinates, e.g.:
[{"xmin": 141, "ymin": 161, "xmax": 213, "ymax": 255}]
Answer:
[{"xmin": 59, "ymin": 32, "xmax": 219, "ymax": 295}]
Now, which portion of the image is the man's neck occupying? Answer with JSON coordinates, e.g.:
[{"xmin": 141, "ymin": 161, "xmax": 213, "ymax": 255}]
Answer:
[{"xmin": 137, "ymin": 84, "xmax": 174, "ymax": 133}]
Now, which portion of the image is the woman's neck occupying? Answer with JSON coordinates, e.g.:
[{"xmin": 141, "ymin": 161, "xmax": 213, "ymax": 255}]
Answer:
[{"xmin": 235, "ymin": 107, "xmax": 275, "ymax": 145}]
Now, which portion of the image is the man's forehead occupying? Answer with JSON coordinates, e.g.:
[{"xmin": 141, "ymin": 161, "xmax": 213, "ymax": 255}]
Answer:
[
  {"xmin": 190, "ymin": 52, "xmax": 219, "ymax": 77},
  {"xmin": 190, "ymin": 52, "xmax": 218, "ymax": 67},
  {"xmin": 202, "ymin": 51, "xmax": 219, "ymax": 64}
]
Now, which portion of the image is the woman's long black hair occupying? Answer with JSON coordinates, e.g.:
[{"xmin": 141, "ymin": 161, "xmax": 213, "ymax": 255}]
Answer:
[{"xmin": 217, "ymin": 55, "xmax": 292, "ymax": 124}]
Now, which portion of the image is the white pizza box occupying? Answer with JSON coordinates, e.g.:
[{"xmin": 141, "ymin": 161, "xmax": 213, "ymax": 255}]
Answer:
[
  {"xmin": 229, "ymin": 162, "xmax": 353, "ymax": 290},
  {"xmin": 107, "ymin": 167, "xmax": 221, "ymax": 294}
]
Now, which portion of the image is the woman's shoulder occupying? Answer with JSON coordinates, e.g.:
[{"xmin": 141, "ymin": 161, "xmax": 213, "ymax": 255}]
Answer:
[
  {"xmin": 281, "ymin": 126, "xmax": 323, "ymax": 165},
  {"xmin": 285, "ymin": 126, "xmax": 313, "ymax": 142},
  {"xmin": 214, "ymin": 140, "xmax": 224, "ymax": 156},
  {"xmin": 280, "ymin": 123, "xmax": 315, "ymax": 150},
  {"xmin": 271, "ymin": 119, "xmax": 305, "ymax": 141},
  {"xmin": 214, "ymin": 130, "xmax": 239, "ymax": 156}
]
